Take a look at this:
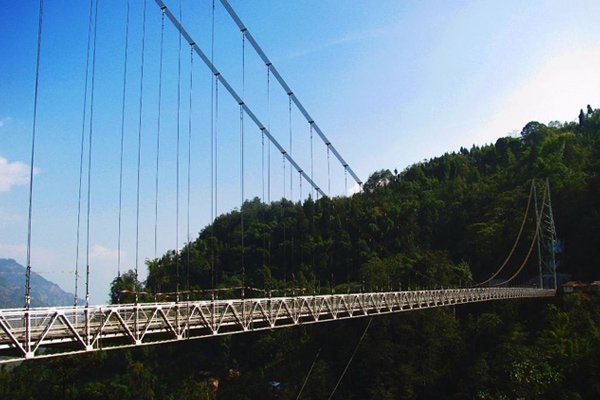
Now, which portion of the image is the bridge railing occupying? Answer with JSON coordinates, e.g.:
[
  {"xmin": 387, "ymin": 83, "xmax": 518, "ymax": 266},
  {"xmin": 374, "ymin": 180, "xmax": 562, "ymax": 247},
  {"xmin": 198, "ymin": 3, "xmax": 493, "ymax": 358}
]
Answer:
[{"xmin": 0, "ymin": 287, "xmax": 554, "ymax": 363}]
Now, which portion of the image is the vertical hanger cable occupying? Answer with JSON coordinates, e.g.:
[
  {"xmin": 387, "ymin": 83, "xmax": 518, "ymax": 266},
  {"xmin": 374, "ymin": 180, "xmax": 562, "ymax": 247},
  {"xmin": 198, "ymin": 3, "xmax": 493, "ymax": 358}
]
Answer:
[
  {"xmin": 210, "ymin": 0, "xmax": 216, "ymax": 295},
  {"xmin": 186, "ymin": 45, "xmax": 194, "ymax": 298},
  {"xmin": 289, "ymin": 95, "xmax": 293, "ymax": 201},
  {"xmin": 85, "ymin": 0, "xmax": 100, "ymax": 307},
  {"xmin": 74, "ymin": 0, "xmax": 94, "ymax": 306},
  {"xmin": 175, "ymin": 0, "xmax": 183, "ymax": 303},
  {"xmin": 25, "ymin": 0, "xmax": 45, "ymax": 309},
  {"xmin": 154, "ymin": 10, "xmax": 165, "ymax": 259},
  {"xmin": 240, "ymin": 30, "xmax": 246, "ymax": 298},
  {"xmin": 134, "ymin": 0, "xmax": 148, "ymax": 304}
]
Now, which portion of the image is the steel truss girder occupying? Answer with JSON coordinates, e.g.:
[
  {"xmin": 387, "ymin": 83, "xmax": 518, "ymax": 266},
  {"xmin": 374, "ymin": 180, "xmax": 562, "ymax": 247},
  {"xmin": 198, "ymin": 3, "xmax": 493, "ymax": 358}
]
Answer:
[{"xmin": 0, "ymin": 287, "xmax": 554, "ymax": 363}]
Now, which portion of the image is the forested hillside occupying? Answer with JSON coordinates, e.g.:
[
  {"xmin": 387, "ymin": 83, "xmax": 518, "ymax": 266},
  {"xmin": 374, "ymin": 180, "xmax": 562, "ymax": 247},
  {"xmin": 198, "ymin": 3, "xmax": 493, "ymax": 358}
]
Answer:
[
  {"xmin": 130, "ymin": 106, "xmax": 600, "ymax": 299},
  {"xmin": 1, "ymin": 107, "xmax": 599, "ymax": 399}
]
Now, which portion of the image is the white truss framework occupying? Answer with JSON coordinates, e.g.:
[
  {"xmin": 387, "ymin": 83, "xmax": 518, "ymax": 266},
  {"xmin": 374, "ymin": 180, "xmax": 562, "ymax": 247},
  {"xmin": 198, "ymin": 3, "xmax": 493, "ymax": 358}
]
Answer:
[{"xmin": 0, "ymin": 287, "xmax": 554, "ymax": 363}]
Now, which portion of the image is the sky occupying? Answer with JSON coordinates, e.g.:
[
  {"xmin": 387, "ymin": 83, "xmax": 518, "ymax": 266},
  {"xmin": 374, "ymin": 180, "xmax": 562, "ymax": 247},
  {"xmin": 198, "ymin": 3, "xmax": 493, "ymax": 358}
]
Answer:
[{"xmin": 1, "ymin": 0, "xmax": 599, "ymax": 304}]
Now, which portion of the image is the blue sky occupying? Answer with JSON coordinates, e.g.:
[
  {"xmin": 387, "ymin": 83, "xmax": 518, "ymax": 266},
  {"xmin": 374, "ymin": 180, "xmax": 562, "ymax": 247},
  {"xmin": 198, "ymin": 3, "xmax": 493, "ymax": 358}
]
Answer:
[{"xmin": 1, "ymin": 0, "xmax": 599, "ymax": 304}]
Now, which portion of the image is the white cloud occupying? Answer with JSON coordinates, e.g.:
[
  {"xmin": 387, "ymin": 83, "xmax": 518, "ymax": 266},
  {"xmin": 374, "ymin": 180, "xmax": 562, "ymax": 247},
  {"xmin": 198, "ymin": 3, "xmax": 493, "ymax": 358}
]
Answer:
[
  {"xmin": 0, "ymin": 156, "xmax": 35, "ymax": 192},
  {"xmin": 348, "ymin": 182, "xmax": 362, "ymax": 195},
  {"xmin": 479, "ymin": 45, "xmax": 600, "ymax": 141},
  {"xmin": 0, "ymin": 117, "xmax": 11, "ymax": 128},
  {"xmin": 89, "ymin": 244, "xmax": 121, "ymax": 262},
  {"xmin": 86, "ymin": 245, "xmax": 129, "ymax": 304},
  {"xmin": 0, "ymin": 210, "xmax": 20, "ymax": 223},
  {"xmin": 0, "ymin": 243, "xmax": 26, "ymax": 260},
  {"xmin": 283, "ymin": 24, "xmax": 392, "ymax": 61},
  {"xmin": 0, "ymin": 244, "xmax": 60, "ymax": 268}
]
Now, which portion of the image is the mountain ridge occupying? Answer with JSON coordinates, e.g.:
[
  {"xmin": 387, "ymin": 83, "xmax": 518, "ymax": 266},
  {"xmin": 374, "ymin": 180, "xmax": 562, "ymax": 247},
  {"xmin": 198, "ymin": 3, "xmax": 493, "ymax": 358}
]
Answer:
[{"xmin": 0, "ymin": 258, "xmax": 77, "ymax": 308}]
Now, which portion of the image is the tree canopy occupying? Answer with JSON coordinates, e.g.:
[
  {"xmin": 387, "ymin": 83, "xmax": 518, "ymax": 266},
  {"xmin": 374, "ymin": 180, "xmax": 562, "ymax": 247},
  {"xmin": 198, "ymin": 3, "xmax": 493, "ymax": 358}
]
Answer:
[{"xmin": 4, "ymin": 107, "xmax": 600, "ymax": 399}]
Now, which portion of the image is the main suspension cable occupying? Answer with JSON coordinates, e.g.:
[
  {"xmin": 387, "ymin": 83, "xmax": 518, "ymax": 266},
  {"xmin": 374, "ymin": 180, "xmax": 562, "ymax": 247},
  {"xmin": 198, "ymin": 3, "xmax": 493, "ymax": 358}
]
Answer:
[
  {"xmin": 134, "ymin": 0, "xmax": 148, "ymax": 304},
  {"xmin": 25, "ymin": 0, "xmax": 45, "ymax": 309},
  {"xmin": 85, "ymin": 0, "xmax": 100, "ymax": 307},
  {"xmin": 474, "ymin": 181, "xmax": 535, "ymax": 287},
  {"xmin": 74, "ymin": 0, "xmax": 94, "ymax": 306},
  {"xmin": 492, "ymin": 184, "xmax": 548, "ymax": 287},
  {"xmin": 218, "ymin": 0, "xmax": 362, "ymax": 187},
  {"xmin": 156, "ymin": 0, "xmax": 325, "ymax": 197}
]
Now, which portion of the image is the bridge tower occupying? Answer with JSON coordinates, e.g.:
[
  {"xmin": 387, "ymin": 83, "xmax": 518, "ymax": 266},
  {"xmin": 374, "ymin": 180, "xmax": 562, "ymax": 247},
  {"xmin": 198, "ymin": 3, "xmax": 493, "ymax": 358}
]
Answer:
[{"xmin": 533, "ymin": 179, "xmax": 558, "ymax": 290}]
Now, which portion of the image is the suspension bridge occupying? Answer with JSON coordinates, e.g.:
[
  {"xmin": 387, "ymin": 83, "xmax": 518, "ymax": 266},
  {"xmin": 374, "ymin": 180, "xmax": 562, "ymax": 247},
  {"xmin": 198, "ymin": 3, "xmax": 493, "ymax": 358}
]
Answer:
[{"xmin": 0, "ymin": 0, "xmax": 557, "ymax": 363}]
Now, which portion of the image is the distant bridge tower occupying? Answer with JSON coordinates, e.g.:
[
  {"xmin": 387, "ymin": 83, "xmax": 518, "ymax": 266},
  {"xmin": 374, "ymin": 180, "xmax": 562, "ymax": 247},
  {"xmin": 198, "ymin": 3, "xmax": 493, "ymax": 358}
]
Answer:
[{"xmin": 534, "ymin": 179, "xmax": 558, "ymax": 290}]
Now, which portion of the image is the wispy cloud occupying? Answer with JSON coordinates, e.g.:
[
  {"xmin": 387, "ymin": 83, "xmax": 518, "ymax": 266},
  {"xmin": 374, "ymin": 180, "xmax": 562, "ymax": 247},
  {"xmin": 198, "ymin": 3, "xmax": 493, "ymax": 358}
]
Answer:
[
  {"xmin": 0, "ymin": 210, "xmax": 20, "ymax": 223},
  {"xmin": 282, "ymin": 25, "xmax": 393, "ymax": 61},
  {"xmin": 0, "ymin": 244, "xmax": 61, "ymax": 266},
  {"xmin": 479, "ymin": 45, "xmax": 600, "ymax": 141},
  {"xmin": 0, "ymin": 156, "xmax": 37, "ymax": 192},
  {"xmin": 90, "ymin": 244, "xmax": 121, "ymax": 262},
  {"xmin": 0, "ymin": 243, "xmax": 26, "ymax": 259},
  {"xmin": 348, "ymin": 182, "xmax": 362, "ymax": 196},
  {"xmin": 0, "ymin": 117, "xmax": 11, "ymax": 129}
]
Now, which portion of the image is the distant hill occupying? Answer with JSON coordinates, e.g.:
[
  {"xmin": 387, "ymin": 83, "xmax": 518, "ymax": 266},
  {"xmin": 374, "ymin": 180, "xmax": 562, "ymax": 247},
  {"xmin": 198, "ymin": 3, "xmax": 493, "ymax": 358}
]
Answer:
[{"xmin": 0, "ymin": 258, "xmax": 76, "ymax": 308}]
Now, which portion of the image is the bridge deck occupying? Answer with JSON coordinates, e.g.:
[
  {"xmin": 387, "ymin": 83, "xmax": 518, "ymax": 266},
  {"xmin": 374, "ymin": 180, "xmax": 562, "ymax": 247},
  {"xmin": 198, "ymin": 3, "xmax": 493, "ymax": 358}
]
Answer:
[{"xmin": 0, "ymin": 287, "xmax": 554, "ymax": 363}]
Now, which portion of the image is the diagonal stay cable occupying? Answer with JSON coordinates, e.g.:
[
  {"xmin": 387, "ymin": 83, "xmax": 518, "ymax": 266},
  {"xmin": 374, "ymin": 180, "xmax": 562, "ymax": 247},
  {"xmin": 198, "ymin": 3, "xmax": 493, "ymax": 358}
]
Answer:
[
  {"xmin": 328, "ymin": 318, "xmax": 373, "ymax": 400},
  {"xmin": 295, "ymin": 347, "xmax": 321, "ymax": 400}
]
